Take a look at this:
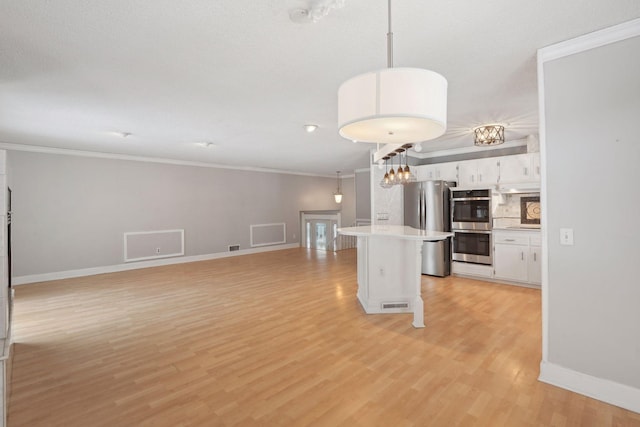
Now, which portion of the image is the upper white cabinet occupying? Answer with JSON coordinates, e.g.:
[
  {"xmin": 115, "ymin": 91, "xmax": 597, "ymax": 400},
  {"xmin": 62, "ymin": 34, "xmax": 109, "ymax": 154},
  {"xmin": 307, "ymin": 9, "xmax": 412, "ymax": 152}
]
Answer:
[
  {"xmin": 499, "ymin": 153, "xmax": 541, "ymax": 184},
  {"xmin": 458, "ymin": 158, "xmax": 500, "ymax": 187},
  {"xmin": 414, "ymin": 163, "xmax": 457, "ymax": 182},
  {"xmin": 437, "ymin": 162, "xmax": 459, "ymax": 182},
  {"xmin": 413, "ymin": 152, "xmax": 540, "ymax": 188}
]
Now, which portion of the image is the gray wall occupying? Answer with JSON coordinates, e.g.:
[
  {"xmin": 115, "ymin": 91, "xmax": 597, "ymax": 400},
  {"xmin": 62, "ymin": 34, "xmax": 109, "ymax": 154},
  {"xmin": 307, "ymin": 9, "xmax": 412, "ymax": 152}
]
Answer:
[
  {"xmin": 544, "ymin": 35, "xmax": 640, "ymax": 387},
  {"xmin": 8, "ymin": 151, "xmax": 354, "ymax": 277}
]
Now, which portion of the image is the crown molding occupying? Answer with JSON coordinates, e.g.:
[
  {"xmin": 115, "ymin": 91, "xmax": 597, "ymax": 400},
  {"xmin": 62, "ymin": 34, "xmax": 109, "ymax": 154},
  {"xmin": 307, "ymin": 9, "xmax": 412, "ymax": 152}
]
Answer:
[
  {"xmin": 0, "ymin": 141, "xmax": 351, "ymax": 178},
  {"xmin": 538, "ymin": 17, "xmax": 640, "ymax": 63}
]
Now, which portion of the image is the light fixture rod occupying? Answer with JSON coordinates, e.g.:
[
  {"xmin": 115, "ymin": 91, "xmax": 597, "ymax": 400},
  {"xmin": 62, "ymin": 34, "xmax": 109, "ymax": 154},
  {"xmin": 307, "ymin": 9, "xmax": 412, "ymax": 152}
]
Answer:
[{"xmin": 387, "ymin": 0, "xmax": 393, "ymax": 68}]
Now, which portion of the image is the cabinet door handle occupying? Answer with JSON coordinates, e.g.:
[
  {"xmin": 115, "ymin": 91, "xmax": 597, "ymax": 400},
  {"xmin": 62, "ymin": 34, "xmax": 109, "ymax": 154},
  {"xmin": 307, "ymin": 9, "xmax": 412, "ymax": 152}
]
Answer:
[
  {"xmin": 504, "ymin": 239, "xmax": 515, "ymax": 242},
  {"xmin": 536, "ymin": 166, "xmax": 540, "ymax": 175},
  {"xmin": 524, "ymin": 167, "xmax": 529, "ymax": 176},
  {"xmin": 472, "ymin": 175, "xmax": 475, "ymax": 182},
  {"xmin": 521, "ymin": 252, "xmax": 524, "ymax": 261},
  {"xmin": 479, "ymin": 173, "xmax": 483, "ymax": 181},
  {"xmin": 534, "ymin": 252, "xmax": 537, "ymax": 262}
]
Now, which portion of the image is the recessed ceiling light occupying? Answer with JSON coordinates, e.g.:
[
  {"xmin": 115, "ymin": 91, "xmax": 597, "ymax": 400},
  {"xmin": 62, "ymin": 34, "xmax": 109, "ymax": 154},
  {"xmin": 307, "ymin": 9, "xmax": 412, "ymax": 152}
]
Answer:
[
  {"xmin": 196, "ymin": 142, "xmax": 215, "ymax": 148},
  {"xmin": 109, "ymin": 131, "xmax": 132, "ymax": 138},
  {"xmin": 304, "ymin": 124, "xmax": 318, "ymax": 133}
]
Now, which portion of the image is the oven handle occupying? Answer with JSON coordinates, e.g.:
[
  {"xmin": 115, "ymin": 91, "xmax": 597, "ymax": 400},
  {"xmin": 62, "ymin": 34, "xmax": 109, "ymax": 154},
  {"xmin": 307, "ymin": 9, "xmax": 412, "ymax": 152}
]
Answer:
[
  {"xmin": 452, "ymin": 230, "xmax": 492, "ymax": 234},
  {"xmin": 451, "ymin": 197, "xmax": 491, "ymax": 201}
]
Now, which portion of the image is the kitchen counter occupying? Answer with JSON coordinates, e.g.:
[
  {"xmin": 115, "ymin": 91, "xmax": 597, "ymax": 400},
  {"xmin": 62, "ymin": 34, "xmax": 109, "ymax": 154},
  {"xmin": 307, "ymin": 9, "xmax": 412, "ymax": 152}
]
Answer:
[
  {"xmin": 338, "ymin": 225, "xmax": 452, "ymax": 328},
  {"xmin": 338, "ymin": 225, "xmax": 452, "ymax": 241}
]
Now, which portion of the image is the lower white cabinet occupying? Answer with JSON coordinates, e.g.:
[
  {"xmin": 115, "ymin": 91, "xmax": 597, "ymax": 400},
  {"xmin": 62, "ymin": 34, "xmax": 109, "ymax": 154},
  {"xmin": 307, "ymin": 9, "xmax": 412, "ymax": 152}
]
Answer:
[
  {"xmin": 528, "ymin": 246, "xmax": 542, "ymax": 284},
  {"xmin": 494, "ymin": 243, "xmax": 528, "ymax": 282},
  {"xmin": 493, "ymin": 230, "xmax": 541, "ymax": 286}
]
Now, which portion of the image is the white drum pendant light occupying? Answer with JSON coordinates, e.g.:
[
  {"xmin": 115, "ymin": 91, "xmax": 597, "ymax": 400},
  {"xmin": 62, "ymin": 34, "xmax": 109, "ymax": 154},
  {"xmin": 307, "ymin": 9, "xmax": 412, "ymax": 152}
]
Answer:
[{"xmin": 338, "ymin": 0, "xmax": 447, "ymax": 144}]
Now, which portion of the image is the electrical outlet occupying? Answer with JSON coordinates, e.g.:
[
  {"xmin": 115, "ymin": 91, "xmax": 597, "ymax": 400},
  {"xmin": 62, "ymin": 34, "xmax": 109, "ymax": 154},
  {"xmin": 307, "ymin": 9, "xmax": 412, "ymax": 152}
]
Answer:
[
  {"xmin": 560, "ymin": 228, "xmax": 574, "ymax": 245},
  {"xmin": 377, "ymin": 212, "xmax": 389, "ymax": 220},
  {"xmin": 379, "ymin": 268, "xmax": 384, "ymax": 276},
  {"xmin": 155, "ymin": 247, "xmax": 161, "ymax": 254}
]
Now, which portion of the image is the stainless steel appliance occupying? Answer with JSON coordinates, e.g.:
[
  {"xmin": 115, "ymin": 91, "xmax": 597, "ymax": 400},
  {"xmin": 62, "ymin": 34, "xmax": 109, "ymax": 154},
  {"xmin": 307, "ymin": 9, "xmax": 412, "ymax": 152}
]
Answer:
[
  {"xmin": 451, "ymin": 189, "xmax": 492, "ymax": 230},
  {"xmin": 451, "ymin": 230, "xmax": 492, "ymax": 264},
  {"xmin": 404, "ymin": 180, "xmax": 454, "ymax": 277},
  {"xmin": 451, "ymin": 188, "xmax": 493, "ymax": 265}
]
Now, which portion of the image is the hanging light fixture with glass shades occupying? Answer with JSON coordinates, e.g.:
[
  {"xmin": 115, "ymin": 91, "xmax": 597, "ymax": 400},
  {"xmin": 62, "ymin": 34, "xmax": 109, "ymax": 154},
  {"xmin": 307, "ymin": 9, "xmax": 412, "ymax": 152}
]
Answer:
[
  {"xmin": 379, "ymin": 144, "xmax": 416, "ymax": 188},
  {"xmin": 473, "ymin": 124, "xmax": 505, "ymax": 146},
  {"xmin": 337, "ymin": 0, "xmax": 448, "ymax": 145},
  {"xmin": 399, "ymin": 144, "xmax": 417, "ymax": 183},
  {"xmin": 380, "ymin": 156, "xmax": 392, "ymax": 188},
  {"xmin": 334, "ymin": 171, "xmax": 343, "ymax": 203}
]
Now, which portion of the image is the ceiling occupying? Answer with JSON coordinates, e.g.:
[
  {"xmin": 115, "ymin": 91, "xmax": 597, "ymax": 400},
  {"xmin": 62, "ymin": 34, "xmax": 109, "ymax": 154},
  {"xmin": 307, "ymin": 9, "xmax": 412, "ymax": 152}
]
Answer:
[{"xmin": 1, "ymin": 1, "xmax": 638, "ymax": 176}]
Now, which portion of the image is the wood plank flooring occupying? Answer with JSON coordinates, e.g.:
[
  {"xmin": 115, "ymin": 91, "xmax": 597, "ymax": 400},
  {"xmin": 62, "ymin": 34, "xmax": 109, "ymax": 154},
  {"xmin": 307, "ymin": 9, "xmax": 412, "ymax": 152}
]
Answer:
[{"xmin": 8, "ymin": 248, "xmax": 640, "ymax": 426}]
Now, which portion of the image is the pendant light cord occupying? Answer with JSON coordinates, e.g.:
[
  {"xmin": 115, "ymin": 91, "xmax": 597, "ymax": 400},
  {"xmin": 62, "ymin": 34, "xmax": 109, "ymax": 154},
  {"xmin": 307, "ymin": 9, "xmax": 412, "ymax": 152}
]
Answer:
[{"xmin": 387, "ymin": 0, "xmax": 393, "ymax": 68}]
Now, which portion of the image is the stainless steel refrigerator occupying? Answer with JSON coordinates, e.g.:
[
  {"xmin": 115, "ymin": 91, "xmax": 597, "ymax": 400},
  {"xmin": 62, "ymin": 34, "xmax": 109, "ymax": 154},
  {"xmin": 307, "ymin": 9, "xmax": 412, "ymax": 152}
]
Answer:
[{"xmin": 404, "ymin": 180, "xmax": 454, "ymax": 277}]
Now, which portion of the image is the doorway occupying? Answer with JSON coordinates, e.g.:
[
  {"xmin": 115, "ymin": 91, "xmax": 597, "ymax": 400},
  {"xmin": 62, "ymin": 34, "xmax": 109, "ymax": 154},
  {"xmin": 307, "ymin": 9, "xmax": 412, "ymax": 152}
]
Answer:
[{"xmin": 300, "ymin": 211, "xmax": 341, "ymax": 251}]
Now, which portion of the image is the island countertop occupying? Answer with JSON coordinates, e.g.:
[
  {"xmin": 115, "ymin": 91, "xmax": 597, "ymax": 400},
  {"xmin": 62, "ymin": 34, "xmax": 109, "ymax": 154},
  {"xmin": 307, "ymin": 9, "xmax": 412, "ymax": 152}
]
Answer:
[{"xmin": 337, "ymin": 225, "xmax": 452, "ymax": 241}]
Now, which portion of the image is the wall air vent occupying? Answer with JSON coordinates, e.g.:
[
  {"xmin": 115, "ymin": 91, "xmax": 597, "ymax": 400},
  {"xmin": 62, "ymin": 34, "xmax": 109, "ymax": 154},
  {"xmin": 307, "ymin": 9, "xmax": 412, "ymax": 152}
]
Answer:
[
  {"xmin": 228, "ymin": 244, "xmax": 240, "ymax": 252},
  {"xmin": 381, "ymin": 302, "xmax": 409, "ymax": 310}
]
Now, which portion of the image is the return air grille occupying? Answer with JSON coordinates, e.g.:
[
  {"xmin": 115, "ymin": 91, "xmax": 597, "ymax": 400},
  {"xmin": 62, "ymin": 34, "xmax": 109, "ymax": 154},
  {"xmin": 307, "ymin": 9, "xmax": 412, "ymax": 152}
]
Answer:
[{"xmin": 381, "ymin": 302, "xmax": 409, "ymax": 310}]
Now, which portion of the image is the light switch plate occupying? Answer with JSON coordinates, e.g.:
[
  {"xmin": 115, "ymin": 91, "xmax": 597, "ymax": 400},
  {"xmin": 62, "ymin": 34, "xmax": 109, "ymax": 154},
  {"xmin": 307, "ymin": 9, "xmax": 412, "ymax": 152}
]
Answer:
[
  {"xmin": 376, "ymin": 212, "xmax": 389, "ymax": 220},
  {"xmin": 560, "ymin": 228, "xmax": 574, "ymax": 245}
]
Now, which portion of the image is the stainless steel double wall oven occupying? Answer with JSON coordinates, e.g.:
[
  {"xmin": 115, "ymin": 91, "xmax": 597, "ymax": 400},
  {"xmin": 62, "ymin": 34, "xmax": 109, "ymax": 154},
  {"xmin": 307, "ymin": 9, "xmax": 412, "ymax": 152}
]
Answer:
[{"xmin": 451, "ymin": 189, "xmax": 492, "ymax": 265}]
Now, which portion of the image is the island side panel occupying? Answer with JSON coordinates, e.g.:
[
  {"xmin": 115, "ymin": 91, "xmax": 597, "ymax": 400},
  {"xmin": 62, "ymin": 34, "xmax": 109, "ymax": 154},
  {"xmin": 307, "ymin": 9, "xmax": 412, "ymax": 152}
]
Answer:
[
  {"xmin": 411, "ymin": 240, "xmax": 425, "ymax": 328},
  {"xmin": 356, "ymin": 235, "xmax": 369, "ymax": 311},
  {"xmin": 360, "ymin": 235, "xmax": 417, "ymax": 315}
]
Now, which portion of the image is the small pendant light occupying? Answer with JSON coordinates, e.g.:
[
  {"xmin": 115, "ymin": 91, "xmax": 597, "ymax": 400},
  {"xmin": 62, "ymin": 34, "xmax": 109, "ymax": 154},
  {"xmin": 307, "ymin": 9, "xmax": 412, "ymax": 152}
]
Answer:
[{"xmin": 334, "ymin": 171, "xmax": 343, "ymax": 203}]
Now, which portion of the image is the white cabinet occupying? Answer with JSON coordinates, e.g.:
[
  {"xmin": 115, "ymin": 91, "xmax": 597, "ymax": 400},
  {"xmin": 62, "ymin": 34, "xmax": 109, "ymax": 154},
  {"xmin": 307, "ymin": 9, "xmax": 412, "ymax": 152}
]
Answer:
[
  {"xmin": 458, "ymin": 158, "xmax": 499, "ymax": 187},
  {"xmin": 493, "ymin": 230, "xmax": 541, "ymax": 286},
  {"xmin": 499, "ymin": 153, "xmax": 541, "ymax": 184},
  {"xmin": 415, "ymin": 163, "xmax": 458, "ymax": 182},
  {"xmin": 494, "ymin": 242, "xmax": 528, "ymax": 281},
  {"xmin": 531, "ymin": 154, "xmax": 541, "ymax": 181},
  {"xmin": 414, "ymin": 153, "xmax": 539, "ymax": 188},
  {"xmin": 528, "ymin": 246, "xmax": 542, "ymax": 284},
  {"xmin": 437, "ymin": 162, "xmax": 458, "ymax": 182}
]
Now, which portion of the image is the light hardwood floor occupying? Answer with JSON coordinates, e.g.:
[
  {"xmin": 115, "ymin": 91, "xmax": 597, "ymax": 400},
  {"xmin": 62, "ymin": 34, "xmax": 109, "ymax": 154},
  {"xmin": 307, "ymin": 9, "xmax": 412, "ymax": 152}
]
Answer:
[{"xmin": 8, "ymin": 248, "xmax": 640, "ymax": 426}]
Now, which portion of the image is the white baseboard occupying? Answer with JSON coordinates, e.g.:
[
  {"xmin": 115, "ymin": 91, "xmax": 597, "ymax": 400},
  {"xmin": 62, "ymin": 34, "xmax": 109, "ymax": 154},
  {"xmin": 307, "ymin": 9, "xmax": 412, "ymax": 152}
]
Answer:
[
  {"xmin": 539, "ymin": 361, "xmax": 640, "ymax": 414},
  {"xmin": 13, "ymin": 243, "xmax": 300, "ymax": 286}
]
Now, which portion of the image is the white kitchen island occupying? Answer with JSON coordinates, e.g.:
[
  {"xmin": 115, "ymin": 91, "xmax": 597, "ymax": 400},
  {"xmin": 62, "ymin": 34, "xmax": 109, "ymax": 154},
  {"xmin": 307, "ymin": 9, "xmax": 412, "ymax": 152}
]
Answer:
[{"xmin": 338, "ymin": 225, "xmax": 452, "ymax": 328}]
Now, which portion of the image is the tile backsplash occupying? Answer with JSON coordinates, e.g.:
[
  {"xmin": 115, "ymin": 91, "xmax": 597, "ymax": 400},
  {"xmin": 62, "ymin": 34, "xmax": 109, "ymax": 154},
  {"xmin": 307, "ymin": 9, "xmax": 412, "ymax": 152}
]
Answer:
[{"xmin": 493, "ymin": 192, "xmax": 540, "ymax": 226}]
